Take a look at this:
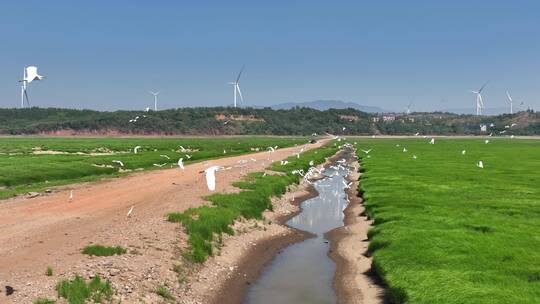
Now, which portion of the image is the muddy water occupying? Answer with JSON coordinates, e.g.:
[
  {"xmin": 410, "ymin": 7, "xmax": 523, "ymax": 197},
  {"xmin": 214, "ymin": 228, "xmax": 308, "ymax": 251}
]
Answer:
[{"xmin": 245, "ymin": 165, "xmax": 350, "ymax": 304}]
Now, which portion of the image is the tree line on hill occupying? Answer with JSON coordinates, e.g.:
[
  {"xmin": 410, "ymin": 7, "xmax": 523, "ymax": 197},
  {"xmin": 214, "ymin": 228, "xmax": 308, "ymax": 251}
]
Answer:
[{"xmin": 0, "ymin": 107, "xmax": 538, "ymax": 136}]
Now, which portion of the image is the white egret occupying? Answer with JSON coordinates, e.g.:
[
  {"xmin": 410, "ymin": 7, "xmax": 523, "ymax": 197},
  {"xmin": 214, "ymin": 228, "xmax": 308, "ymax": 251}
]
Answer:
[
  {"xmin": 133, "ymin": 146, "xmax": 141, "ymax": 154},
  {"xmin": 429, "ymin": 138, "xmax": 435, "ymax": 144},
  {"xmin": 112, "ymin": 160, "xmax": 124, "ymax": 167},
  {"xmin": 127, "ymin": 206, "xmax": 134, "ymax": 217},
  {"xmin": 476, "ymin": 161, "xmax": 484, "ymax": 169},
  {"xmin": 178, "ymin": 158, "xmax": 184, "ymax": 170},
  {"xmin": 204, "ymin": 166, "xmax": 222, "ymax": 191}
]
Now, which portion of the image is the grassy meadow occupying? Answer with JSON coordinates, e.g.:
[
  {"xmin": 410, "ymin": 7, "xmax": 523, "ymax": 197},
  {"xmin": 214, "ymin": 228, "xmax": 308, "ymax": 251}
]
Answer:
[
  {"xmin": 0, "ymin": 136, "xmax": 308, "ymax": 199},
  {"xmin": 352, "ymin": 138, "xmax": 540, "ymax": 303}
]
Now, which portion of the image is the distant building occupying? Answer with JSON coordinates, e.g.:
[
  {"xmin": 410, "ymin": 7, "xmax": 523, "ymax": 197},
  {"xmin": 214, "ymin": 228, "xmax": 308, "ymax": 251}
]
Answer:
[
  {"xmin": 382, "ymin": 114, "xmax": 396, "ymax": 122},
  {"xmin": 338, "ymin": 115, "xmax": 359, "ymax": 122},
  {"xmin": 372, "ymin": 114, "xmax": 396, "ymax": 122}
]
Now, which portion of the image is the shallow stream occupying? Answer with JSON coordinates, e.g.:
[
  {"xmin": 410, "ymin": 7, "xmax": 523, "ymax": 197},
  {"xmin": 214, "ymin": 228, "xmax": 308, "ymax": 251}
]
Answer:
[{"xmin": 245, "ymin": 164, "xmax": 350, "ymax": 304}]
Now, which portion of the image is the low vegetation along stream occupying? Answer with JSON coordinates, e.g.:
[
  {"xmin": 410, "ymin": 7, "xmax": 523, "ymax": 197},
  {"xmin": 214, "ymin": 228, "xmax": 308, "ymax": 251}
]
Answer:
[{"xmin": 245, "ymin": 152, "xmax": 353, "ymax": 304}]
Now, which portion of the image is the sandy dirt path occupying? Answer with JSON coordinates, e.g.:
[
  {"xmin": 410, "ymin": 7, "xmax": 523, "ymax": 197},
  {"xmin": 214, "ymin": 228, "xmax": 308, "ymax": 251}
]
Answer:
[{"xmin": 0, "ymin": 140, "xmax": 326, "ymax": 303}]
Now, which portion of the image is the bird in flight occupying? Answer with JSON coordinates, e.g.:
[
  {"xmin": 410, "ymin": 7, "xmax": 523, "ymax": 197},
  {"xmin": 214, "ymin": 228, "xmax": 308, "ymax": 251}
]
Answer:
[{"xmin": 203, "ymin": 166, "xmax": 222, "ymax": 191}]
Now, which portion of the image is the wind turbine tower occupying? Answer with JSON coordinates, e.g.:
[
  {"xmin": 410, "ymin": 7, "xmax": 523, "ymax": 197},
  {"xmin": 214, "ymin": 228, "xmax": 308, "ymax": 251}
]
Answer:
[
  {"xmin": 406, "ymin": 102, "xmax": 412, "ymax": 115},
  {"xmin": 229, "ymin": 66, "xmax": 244, "ymax": 108},
  {"xmin": 506, "ymin": 91, "xmax": 514, "ymax": 114},
  {"xmin": 471, "ymin": 82, "xmax": 488, "ymax": 116},
  {"xmin": 20, "ymin": 66, "xmax": 44, "ymax": 108},
  {"xmin": 149, "ymin": 91, "xmax": 160, "ymax": 111}
]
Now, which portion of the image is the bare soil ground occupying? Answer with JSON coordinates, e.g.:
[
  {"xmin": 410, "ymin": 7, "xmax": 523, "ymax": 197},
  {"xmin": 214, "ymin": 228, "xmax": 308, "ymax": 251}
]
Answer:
[{"xmin": 0, "ymin": 140, "xmax": 326, "ymax": 303}]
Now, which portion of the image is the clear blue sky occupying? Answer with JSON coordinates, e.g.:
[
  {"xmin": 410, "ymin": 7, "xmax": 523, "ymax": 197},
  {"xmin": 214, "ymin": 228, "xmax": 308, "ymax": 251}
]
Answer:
[{"xmin": 0, "ymin": 0, "xmax": 538, "ymax": 112}]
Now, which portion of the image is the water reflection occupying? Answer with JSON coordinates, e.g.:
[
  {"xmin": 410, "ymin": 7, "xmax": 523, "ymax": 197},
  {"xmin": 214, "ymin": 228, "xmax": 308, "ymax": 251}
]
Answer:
[{"xmin": 245, "ymin": 166, "xmax": 350, "ymax": 304}]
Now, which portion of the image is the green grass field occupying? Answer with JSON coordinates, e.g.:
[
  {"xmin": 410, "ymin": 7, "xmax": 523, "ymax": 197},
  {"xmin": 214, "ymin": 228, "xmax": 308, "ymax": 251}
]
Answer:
[
  {"xmin": 0, "ymin": 136, "xmax": 308, "ymax": 199},
  {"xmin": 352, "ymin": 138, "xmax": 540, "ymax": 303}
]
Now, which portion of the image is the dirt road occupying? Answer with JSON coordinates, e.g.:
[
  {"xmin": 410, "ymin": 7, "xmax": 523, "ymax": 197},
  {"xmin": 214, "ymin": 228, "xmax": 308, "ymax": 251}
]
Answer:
[{"xmin": 0, "ymin": 140, "xmax": 326, "ymax": 303}]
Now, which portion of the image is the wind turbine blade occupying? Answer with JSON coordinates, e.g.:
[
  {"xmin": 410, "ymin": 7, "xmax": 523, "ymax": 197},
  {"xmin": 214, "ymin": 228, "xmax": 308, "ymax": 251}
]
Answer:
[
  {"xmin": 236, "ymin": 66, "xmax": 244, "ymax": 83},
  {"xmin": 24, "ymin": 89, "xmax": 30, "ymax": 107},
  {"xmin": 236, "ymin": 84, "xmax": 244, "ymax": 102},
  {"xmin": 478, "ymin": 81, "xmax": 489, "ymax": 93},
  {"xmin": 506, "ymin": 91, "xmax": 512, "ymax": 102}
]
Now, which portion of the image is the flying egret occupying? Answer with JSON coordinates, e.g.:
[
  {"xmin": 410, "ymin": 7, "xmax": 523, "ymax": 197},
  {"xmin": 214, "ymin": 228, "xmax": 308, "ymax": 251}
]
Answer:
[
  {"xmin": 153, "ymin": 163, "xmax": 166, "ymax": 167},
  {"xmin": 485, "ymin": 140, "xmax": 490, "ymax": 144},
  {"xmin": 360, "ymin": 149, "xmax": 372, "ymax": 154},
  {"xmin": 462, "ymin": 150, "xmax": 466, "ymax": 155},
  {"xmin": 127, "ymin": 206, "xmax": 134, "ymax": 217},
  {"xmin": 476, "ymin": 161, "xmax": 484, "ymax": 169},
  {"xmin": 412, "ymin": 155, "xmax": 417, "ymax": 159},
  {"xmin": 133, "ymin": 146, "xmax": 141, "ymax": 154},
  {"xmin": 309, "ymin": 160, "xmax": 314, "ymax": 166},
  {"xmin": 160, "ymin": 155, "xmax": 170, "ymax": 159},
  {"xmin": 112, "ymin": 160, "xmax": 124, "ymax": 167},
  {"xmin": 429, "ymin": 138, "xmax": 435, "ymax": 144},
  {"xmin": 403, "ymin": 148, "xmax": 407, "ymax": 152},
  {"xmin": 414, "ymin": 132, "xmax": 420, "ymax": 136},
  {"xmin": 185, "ymin": 154, "xmax": 192, "ymax": 159},
  {"xmin": 179, "ymin": 146, "xmax": 186, "ymax": 152},
  {"xmin": 178, "ymin": 158, "xmax": 184, "ymax": 170},
  {"xmin": 204, "ymin": 166, "xmax": 222, "ymax": 191}
]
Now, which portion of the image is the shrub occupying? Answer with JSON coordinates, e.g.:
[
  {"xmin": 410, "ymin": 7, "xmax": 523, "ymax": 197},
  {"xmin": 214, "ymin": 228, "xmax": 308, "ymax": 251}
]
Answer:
[
  {"xmin": 56, "ymin": 274, "xmax": 113, "ymax": 304},
  {"xmin": 82, "ymin": 245, "xmax": 126, "ymax": 257}
]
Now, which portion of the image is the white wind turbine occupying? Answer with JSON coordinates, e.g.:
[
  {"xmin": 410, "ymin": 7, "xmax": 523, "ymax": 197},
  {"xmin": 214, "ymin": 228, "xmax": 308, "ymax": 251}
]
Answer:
[
  {"xmin": 471, "ymin": 82, "xmax": 488, "ymax": 116},
  {"xmin": 506, "ymin": 91, "xmax": 514, "ymax": 114},
  {"xmin": 229, "ymin": 66, "xmax": 244, "ymax": 108},
  {"xmin": 149, "ymin": 91, "xmax": 160, "ymax": 111},
  {"xmin": 19, "ymin": 66, "xmax": 44, "ymax": 108}
]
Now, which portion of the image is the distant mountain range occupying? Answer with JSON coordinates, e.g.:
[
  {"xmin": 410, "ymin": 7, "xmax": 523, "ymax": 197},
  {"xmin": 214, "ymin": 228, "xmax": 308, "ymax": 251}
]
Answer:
[{"xmin": 269, "ymin": 100, "xmax": 388, "ymax": 113}]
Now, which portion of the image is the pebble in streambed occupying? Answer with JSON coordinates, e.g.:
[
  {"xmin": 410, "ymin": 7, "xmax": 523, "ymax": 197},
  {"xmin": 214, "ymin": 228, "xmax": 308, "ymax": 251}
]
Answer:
[{"xmin": 245, "ymin": 163, "xmax": 350, "ymax": 304}]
